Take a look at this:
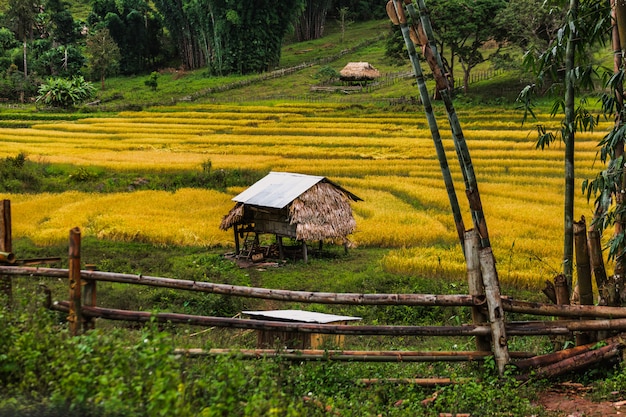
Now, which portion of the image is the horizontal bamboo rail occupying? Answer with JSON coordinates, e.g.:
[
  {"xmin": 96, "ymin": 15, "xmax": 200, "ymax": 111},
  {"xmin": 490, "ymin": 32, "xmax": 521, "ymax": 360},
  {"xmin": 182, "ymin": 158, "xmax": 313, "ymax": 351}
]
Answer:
[
  {"xmin": 6, "ymin": 266, "xmax": 626, "ymax": 318},
  {"xmin": 173, "ymin": 348, "xmax": 535, "ymax": 362},
  {"xmin": 51, "ymin": 301, "xmax": 494, "ymax": 336},
  {"xmin": 50, "ymin": 301, "xmax": 626, "ymax": 337},
  {"xmin": 1, "ymin": 266, "xmax": 484, "ymax": 307}
]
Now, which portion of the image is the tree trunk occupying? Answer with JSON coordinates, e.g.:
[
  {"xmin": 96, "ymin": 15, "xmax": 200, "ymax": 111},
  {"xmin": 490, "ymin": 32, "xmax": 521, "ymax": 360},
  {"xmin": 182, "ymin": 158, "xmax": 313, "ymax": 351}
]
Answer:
[{"xmin": 293, "ymin": 0, "xmax": 331, "ymax": 41}]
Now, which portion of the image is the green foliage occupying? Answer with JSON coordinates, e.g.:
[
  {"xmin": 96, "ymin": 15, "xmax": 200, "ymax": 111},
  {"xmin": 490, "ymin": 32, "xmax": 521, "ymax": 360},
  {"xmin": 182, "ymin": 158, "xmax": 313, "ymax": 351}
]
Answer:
[
  {"xmin": 144, "ymin": 71, "xmax": 159, "ymax": 91},
  {"xmin": 88, "ymin": 0, "xmax": 165, "ymax": 74},
  {"xmin": 0, "ymin": 154, "xmax": 263, "ymax": 193},
  {"xmin": 314, "ymin": 65, "xmax": 340, "ymax": 83},
  {"xmin": 0, "ymin": 152, "xmax": 41, "ymax": 192},
  {"xmin": 85, "ymin": 27, "xmax": 120, "ymax": 89},
  {"xmin": 36, "ymin": 76, "xmax": 96, "ymax": 108}
]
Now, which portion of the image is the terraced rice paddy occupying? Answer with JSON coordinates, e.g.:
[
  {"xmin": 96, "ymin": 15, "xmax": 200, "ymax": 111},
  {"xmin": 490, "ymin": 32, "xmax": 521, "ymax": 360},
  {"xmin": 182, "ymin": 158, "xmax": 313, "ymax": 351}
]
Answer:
[{"xmin": 0, "ymin": 102, "xmax": 614, "ymax": 288}]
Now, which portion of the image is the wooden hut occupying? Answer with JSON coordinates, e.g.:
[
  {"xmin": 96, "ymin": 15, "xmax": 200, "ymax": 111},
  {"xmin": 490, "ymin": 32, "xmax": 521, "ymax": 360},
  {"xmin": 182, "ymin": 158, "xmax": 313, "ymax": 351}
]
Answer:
[
  {"xmin": 339, "ymin": 62, "xmax": 381, "ymax": 82},
  {"xmin": 220, "ymin": 172, "xmax": 361, "ymax": 262}
]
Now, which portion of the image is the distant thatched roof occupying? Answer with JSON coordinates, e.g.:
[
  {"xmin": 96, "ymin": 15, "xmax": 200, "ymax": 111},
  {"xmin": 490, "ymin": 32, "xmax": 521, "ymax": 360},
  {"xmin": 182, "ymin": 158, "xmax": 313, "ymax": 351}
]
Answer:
[
  {"xmin": 340, "ymin": 62, "xmax": 381, "ymax": 81},
  {"xmin": 219, "ymin": 172, "xmax": 360, "ymax": 241}
]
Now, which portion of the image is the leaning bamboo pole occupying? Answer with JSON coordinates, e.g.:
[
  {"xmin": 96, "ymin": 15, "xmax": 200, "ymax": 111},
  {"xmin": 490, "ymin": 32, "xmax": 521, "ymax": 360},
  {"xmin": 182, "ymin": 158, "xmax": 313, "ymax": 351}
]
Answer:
[
  {"xmin": 514, "ymin": 333, "xmax": 626, "ymax": 370},
  {"xmin": 386, "ymin": 0, "xmax": 466, "ymax": 252},
  {"xmin": 524, "ymin": 342, "xmax": 623, "ymax": 380},
  {"xmin": 407, "ymin": 0, "xmax": 492, "ymax": 249},
  {"xmin": 0, "ymin": 266, "xmax": 483, "ymax": 306}
]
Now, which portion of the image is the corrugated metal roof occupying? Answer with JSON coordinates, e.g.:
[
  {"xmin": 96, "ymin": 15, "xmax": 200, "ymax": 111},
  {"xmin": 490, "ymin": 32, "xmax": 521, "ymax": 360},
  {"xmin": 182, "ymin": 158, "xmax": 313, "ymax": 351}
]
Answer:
[
  {"xmin": 243, "ymin": 309, "xmax": 362, "ymax": 323},
  {"xmin": 232, "ymin": 172, "xmax": 325, "ymax": 209}
]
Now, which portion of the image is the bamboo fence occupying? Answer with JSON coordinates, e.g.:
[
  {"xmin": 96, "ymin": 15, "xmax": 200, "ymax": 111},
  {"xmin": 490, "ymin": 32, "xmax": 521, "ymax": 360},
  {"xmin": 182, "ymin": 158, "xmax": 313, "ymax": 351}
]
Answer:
[{"xmin": 1, "ymin": 193, "xmax": 626, "ymax": 382}]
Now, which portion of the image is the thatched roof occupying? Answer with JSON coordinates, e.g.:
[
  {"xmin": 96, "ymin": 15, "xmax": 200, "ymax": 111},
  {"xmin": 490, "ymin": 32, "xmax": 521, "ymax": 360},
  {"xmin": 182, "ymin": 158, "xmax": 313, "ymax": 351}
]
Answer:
[
  {"xmin": 339, "ymin": 62, "xmax": 381, "ymax": 81},
  {"xmin": 219, "ymin": 172, "xmax": 361, "ymax": 241},
  {"xmin": 289, "ymin": 182, "xmax": 357, "ymax": 241}
]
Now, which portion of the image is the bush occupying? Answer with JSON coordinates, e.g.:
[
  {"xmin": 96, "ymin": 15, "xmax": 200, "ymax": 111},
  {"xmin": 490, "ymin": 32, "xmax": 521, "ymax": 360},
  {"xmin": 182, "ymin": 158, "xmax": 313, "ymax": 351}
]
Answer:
[{"xmin": 36, "ymin": 76, "xmax": 96, "ymax": 108}]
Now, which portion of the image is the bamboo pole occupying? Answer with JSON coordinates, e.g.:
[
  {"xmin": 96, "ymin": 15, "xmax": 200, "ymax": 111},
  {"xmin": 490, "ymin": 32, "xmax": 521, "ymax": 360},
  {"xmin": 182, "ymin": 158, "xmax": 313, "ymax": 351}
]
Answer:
[
  {"xmin": 514, "ymin": 334, "xmax": 626, "ymax": 370},
  {"xmin": 525, "ymin": 342, "xmax": 623, "ymax": 380},
  {"xmin": 68, "ymin": 227, "xmax": 82, "ymax": 336},
  {"xmin": 574, "ymin": 217, "xmax": 594, "ymax": 307},
  {"xmin": 465, "ymin": 229, "xmax": 491, "ymax": 352},
  {"xmin": 0, "ymin": 266, "xmax": 483, "ymax": 306},
  {"xmin": 479, "ymin": 247, "xmax": 510, "ymax": 375},
  {"xmin": 409, "ymin": 0, "xmax": 492, "ymax": 249},
  {"xmin": 574, "ymin": 216, "xmax": 595, "ymax": 345},
  {"xmin": 175, "ymin": 348, "xmax": 533, "ymax": 362},
  {"xmin": 52, "ymin": 301, "xmax": 493, "ymax": 336},
  {"xmin": 8, "ymin": 265, "xmax": 626, "ymax": 318},
  {"xmin": 357, "ymin": 378, "xmax": 462, "ymax": 386},
  {"xmin": 500, "ymin": 297, "xmax": 626, "ymax": 319},
  {"xmin": 387, "ymin": 0, "xmax": 466, "ymax": 252},
  {"xmin": 1, "ymin": 200, "xmax": 11, "ymax": 304},
  {"xmin": 54, "ymin": 301, "xmax": 626, "ymax": 337}
]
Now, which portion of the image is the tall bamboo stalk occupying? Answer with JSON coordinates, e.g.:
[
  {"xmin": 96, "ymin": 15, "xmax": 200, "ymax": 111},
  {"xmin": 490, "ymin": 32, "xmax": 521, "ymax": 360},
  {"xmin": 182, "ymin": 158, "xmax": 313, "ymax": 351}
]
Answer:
[
  {"xmin": 408, "ymin": 0, "xmax": 491, "ymax": 249},
  {"xmin": 388, "ymin": 0, "xmax": 466, "ymax": 251}
]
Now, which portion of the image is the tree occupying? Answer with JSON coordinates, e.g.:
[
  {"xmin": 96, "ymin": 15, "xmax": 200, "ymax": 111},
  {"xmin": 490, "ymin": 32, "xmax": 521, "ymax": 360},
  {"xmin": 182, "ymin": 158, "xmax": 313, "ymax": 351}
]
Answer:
[
  {"xmin": 153, "ymin": 0, "xmax": 305, "ymax": 75},
  {"xmin": 293, "ymin": 0, "xmax": 332, "ymax": 41},
  {"xmin": 494, "ymin": 0, "xmax": 564, "ymax": 52},
  {"xmin": 428, "ymin": 0, "xmax": 506, "ymax": 91},
  {"xmin": 4, "ymin": 0, "xmax": 39, "ymax": 79},
  {"xmin": 88, "ymin": 0, "xmax": 164, "ymax": 74},
  {"xmin": 85, "ymin": 27, "xmax": 120, "ymax": 90}
]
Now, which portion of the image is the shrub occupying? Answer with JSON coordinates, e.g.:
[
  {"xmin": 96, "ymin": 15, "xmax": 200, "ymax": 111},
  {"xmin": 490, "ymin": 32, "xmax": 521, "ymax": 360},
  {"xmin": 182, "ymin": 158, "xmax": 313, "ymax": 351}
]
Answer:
[{"xmin": 36, "ymin": 76, "xmax": 96, "ymax": 108}]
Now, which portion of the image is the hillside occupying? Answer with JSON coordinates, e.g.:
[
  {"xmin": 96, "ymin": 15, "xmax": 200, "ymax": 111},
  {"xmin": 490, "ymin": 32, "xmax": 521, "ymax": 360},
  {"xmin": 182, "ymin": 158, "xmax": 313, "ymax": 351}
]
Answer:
[{"xmin": 92, "ymin": 19, "xmax": 526, "ymax": 110}]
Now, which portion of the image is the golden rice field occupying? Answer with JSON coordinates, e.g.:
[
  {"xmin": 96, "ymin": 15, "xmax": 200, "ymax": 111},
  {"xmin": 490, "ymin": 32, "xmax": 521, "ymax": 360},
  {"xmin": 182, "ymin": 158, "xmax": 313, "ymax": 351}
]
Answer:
[{"xmin": 0, "ymin": 102, "xmax": 615, "ymax": 288}]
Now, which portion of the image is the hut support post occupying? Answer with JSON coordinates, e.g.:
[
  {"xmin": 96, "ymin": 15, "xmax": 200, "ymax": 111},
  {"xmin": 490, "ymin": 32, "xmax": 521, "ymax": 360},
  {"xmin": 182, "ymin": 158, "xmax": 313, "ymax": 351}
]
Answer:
[
  {"xmin": 465, "ymin": 229, "xmax": 491, "ymax": 352},
  {"xmin": 234, "ymin": 225, "xmax": 240, "ymax": 257},
  {"xmin": 574, "ymin": 217, "xmax": 595, "ymax": 345},
  {"xmin": 69, "ymin": 227, "xmax": 83, "ymax": 336},
  {"xmin": 1, "ymin": 200, "xmax": 11, "ymax": 305},
  {"xmin": 301, "ymin": 241, "xmax": 308, "ymax": 263},
  {"xmin": 276, "ymin": 235, "xmax": 284, "ymax": 260},
  {"xmin": 479, "ymin": 247, "xmax": 510, "ymax": 375}
]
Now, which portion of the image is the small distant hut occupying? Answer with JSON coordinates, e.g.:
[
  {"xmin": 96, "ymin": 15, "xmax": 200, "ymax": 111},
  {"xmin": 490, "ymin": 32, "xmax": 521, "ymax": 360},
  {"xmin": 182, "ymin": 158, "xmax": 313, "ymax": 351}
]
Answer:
[
  {"xmin": 220, "ymin": 172, "xmax": 361, "ymax": 262},
  {"xmin": 339, "ymin": 62, "xmax": 381, "ymax": 83}
]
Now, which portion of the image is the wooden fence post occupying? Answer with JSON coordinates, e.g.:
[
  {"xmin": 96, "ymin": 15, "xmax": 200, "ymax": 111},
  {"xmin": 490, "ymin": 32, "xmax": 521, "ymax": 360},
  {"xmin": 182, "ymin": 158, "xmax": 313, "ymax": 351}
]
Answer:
[
  {"xmin": 68, "ymin": 227, "xmax": 82, "ymax": 336},
  {"xmin": 574, "ymin": 217, "xmax": 595, "ymax": 345},
  {"xmin": 479, "ymin": 247, "xmax": 510, "ymax": 375},
  {"xmin": 83, "ymin": 264, "xmax": 97, "ymax": 331},
  {"xmin": 1, "ymin": 200, "xmax": 12, "ymax": 305},
  {"xmin": 465, "ymin": 229, "xmax": 491, "ymax": 352}
]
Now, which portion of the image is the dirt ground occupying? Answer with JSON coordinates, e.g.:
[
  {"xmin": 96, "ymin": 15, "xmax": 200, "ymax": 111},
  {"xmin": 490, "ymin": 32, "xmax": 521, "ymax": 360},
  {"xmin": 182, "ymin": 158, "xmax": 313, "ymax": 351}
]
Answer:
[{"xmin": 536, "ymin": 383, "xmax": 625, "ymax": 416}]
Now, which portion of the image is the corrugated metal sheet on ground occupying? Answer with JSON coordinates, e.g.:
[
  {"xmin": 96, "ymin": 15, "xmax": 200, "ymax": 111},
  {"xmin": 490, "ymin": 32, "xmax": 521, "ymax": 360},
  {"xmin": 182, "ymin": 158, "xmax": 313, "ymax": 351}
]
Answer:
[{"xmin": 242, "ymin": 309, "xmax": 362, "ymax": 323}]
